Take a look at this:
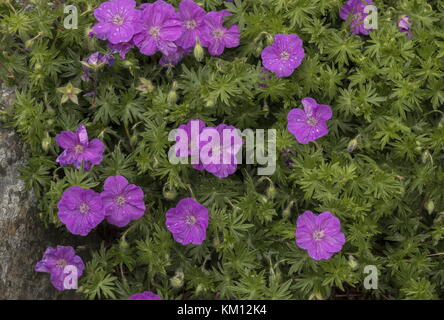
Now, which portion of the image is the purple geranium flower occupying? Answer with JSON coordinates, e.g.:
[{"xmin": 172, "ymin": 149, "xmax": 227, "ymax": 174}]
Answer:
[
  {"xmin": 398, "ymin": 15, "xmax": 412, "ymax": 39},
  {"xmin": 57, "ymin": 186, "xmax": 106, "ymax": 236},
  {"xmin": 128, "ymin": 291, "xmax": 162, "ymax": 300},
  {"xmin": 133, "ymin": 0, "xmax": 184, "ymax": 56},
  {"xmin": 35, "ymin": 246, "xmax": 85, "ymax": 291},
  {"xmin": 92, "ymin": 0, "xmax": 142, "ymax": 44},
  {"xmin": 159, "ymin": 46, "xmax": 192, "ymax": 67},
  {"xmin": 340, "ymin": 0, "xmax": 375, "ymax": 35},
  {"xmin": 108, "ymin": 41, "xmax": 135, "ymax": 59},
  {"xmin": 287, "ymin": 97, "xmax": 332, "ymax": 144},
  {"xmin": 199, "ymin": 124, "xmax": 243, "ymax": 178},
  {"xmin": 175, "ymin": 119, "xmax": 206, "ymax": 171},
  {"xmin": 200, "ymin": 10, "xmax": 240, "ymax": 56},
  {"xmin": 176, "ymin": 0, "xmax": 207, "ymax": 49},
  {"xmin": 101, "ymin": 175, "xmax": 146, "ymax": 227},
  {"xmin": 166, "ymin": 198, "xmax": 209, "ymax": 245},
  {"xmin": 296, "ymin": 211, "xmax": 345, "ymax": 260},
  {"xmin": 56, "ymin": 124, "xmax": 105, "ymax": 171},
  {"xmin": 261, "ymin": 34, "xmax": 305, "ymax": 78}
]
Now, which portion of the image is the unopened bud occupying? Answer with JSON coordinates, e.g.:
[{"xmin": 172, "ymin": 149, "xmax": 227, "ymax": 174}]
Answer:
[
  {"xmin": 119, "ymin": 238, "xmax": 129, "ymax": 250},
  {"xmin": 163, "ymin": 188, "xmax": 178, "ymax": 201},
  {"xmin": 348, "ymin": 255, "xmax": 358, "ymax": 270},
  {"xmin": 266, "ymin": 184, "xmax": 276, "ymax": 199},
  {"xmin": 170, "ymin": 269, "xmax": 184, "ymax": 289},
  {"xmin": 41, "ymin": 133, "xmax": 51, "ymax": 152},
  {"xmin": 167, "ymin": 90, "xmax": 177, "ymax": 105},
  {"xmin": 347, "ymin": 138, "xmax": 358, "ymax": 152},
  {"xmin": 193, "ymin": 39, "xmax": 204, "ymax": 62},
  {"xmin": 425, "ymin": 200, "xmax": 435, "ymax": 215}
]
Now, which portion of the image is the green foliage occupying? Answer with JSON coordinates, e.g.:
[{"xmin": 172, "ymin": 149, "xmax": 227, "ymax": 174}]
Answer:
[{"xmin": 2, "ymin": 0, "xmax": 444, "ymax": 300}]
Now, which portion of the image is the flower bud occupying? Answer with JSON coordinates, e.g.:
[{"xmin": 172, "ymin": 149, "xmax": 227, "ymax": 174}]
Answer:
[
  {"xmin": 347, "ymin": 138, "xmax": 358, "ymax": 152},
  {"xmin": 170, "ymin": 269, "xmax": 184, "ymax": 289},
  {"xmin": 41, "ymin": 133, "xmax": 51, "ymax": 152},
  {"xmin": 266, "ymin": 184, "xmax": 276, "ymax": 199},
  {"xmin": 425, "ymin": 200, "xmax": 435, "ymax": 215},
  {"xmin": 348, "ymin": 255, "xmax": 358, "ymax": 270},
  {"xmin": 167, "ymin": 90, "xmax": 177, "ymax": 105},
  {"xmin": 119, "ymin": 238, "xmax": 129, "ymax": 250},
  {"xmin": 193, "ymin": 39, "xmax": 204, "ymax": 62},
  {"xmin": 163, "ymin": 188, "xmax": 178, "ymax": 201}
]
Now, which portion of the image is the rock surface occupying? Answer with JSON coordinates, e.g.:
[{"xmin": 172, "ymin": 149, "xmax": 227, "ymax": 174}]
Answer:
[{"xmin": 0, "ymin": 83, "xmax": 90, "ymax": 299}]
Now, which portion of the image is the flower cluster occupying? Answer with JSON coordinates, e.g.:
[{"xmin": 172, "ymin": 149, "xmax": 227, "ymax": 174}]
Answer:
[
  {"xmin": 175, "ymin": 119, "xmax": 244, "ymax": 178},
  {"xmin": 92, "ymin": 0, "xmax": 240, "ymax": 66},
  {"xmin": 57, "ymin": 175, "xmax": 146, "ymax": 235}
]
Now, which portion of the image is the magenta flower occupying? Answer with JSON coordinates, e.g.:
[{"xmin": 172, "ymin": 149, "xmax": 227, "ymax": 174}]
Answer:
[
  {"xmin": 200, "ymin": 10, "xmax": 240, "ymax": 56},
  {"xmin": 57, "ymin": 186, "xmax": 106, "ymax": 236},
  {"xmin": 175, "ymin": 119, "xmax": 206, "ymax": 170},
  {"xmin": 55, "ymin": 124, "xmax": 105, "ymax": 171},
  {"xmin": 92, "ymin": 0, "xmax": 142, "ymax": 44},
  {"xmin": 199, "ymin": 124, "xmax": 243, "ymax": 178},
  {"xmin": 101, "ymin": 175, "xmax": 146, "ymax": 227},
  {"xmin": 133, "ymin": 0, "xmax": 184, "ymax": 56},
  {"xmin": 287, "ymin": 97, "xmax": 332, "ymax": 144},
  {"xmin": 176, "ymin": 0, "xmax": 207, "ymax": 49},
  {"xmin": 159, "ymin": 46, "xmax": 192, "ymax": 67},
  {"xmin": 166, "ymin": 198, "xmax": 209, "ymax": 245},
  {"xmin": 339, "ymin": 0, "xmax": 375, "ymax": 35},
  {"xmin": 295, "ymin": 211, "xmax": 346, "ymax": 261},
  {"xmin": 128, "ymin": 291, "xmax": 162, "ymax": 300},
  {"xmin": 107, "ymin": 41, "xmax": 134, "ymax": 59},
  {"xmin": 398, "ymin": 15, "xmax": 412, "ymax": 39},
  {"xmin": 35, "ymin": 246, "xmax": 85, "ymax": 291},
  {"xmin": 261, "ymin": 34, "xmax": 305, "ymax": 78}
]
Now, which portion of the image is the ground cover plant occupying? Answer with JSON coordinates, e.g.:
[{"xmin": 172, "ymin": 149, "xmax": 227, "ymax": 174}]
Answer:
[{"xmin": 1, "ymin": 0, "xmax": 444, "ymax": 300}]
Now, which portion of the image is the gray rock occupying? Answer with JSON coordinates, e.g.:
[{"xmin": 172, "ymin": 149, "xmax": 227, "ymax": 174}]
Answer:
[{"xmin": 0, "ymin": 83, "xmax": 93, "ymax": 299}]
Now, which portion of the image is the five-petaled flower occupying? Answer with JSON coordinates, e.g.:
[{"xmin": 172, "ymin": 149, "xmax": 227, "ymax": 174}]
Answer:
[
  {"xmin": 261, "ymin": 34, "xmax": 305, "ymax": 78},
  {"xmin": 92, "ymin": 0, "xmax": 142, "ymax": 44},
  {"xmin": 287, "ymin": 97, "xmax": 332, "ymax": 144},
  {"xmin": 165, "ymin": 198, "xmax": 209, "ymax": 245},
  {"xmin": 35, "ymin": 246, "xmax": 85, "ymax": 291},
  {"xmin": 295, "ymin": 211, "xmax": 346, "ymax": 260},
  {"xmin": 176, "ymin": 0, "xmax": 207, "ymax": 49},
  {"xmin": 101, "ymin": 175, "xmax": 146, "ymax": 227},
  {"xmin": 200, "ymin": 10, "xmax": 240, "ymax": 56},
  {"xmin": 57, "ymin": 186, "xmax": 106, "ymax": 236},
  {"xmin": 55, "ymin": 124, "xmax": 105, "ymax": 171},
  {"xmin": 133, "ymin": 0, "xmax": 184, "ymax": 56}
]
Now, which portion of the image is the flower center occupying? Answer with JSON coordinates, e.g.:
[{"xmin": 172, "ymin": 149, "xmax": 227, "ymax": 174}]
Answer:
[
  {"xmin": 185, "ymin": 19, "xmax": 197, "ymax": 30},
  {"xmin": 74, "ymin": 144, "xmax": 84, "ymax": 154},
  {"xmin": 312, "ymin": 229, "xmax": 325, "ymax": 241},
  {"xmin": 56, "ymin": 259, "xmax": 67, "ymax": 269},
  {"xmin": 307, "ymin": 116, "xmax": 318, "ymax": 126},
  {"xmin": 185, "ymin": 215, "xmax": 196, "ymax": 225},
  {"xmin": 212, "ymin": 29, "xmax": 225, "ymax": 39},
  {"xmin": 149, "ymin": 26, "xmax": 161, "ymax": 38},
  {"xmin": 115, "ymin": 195, "xmax": 126, "ymax": 206},
  {"xmin": 112, "ymin": 14, "xmax": 125, "ymax": 26},
  {"xmin": 280, "ymin": 51, "xmax": 290, "ymax": 60},
  {"xmin": 79, "ymin": 203, "xmax": 90, "ymax": 214}
]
